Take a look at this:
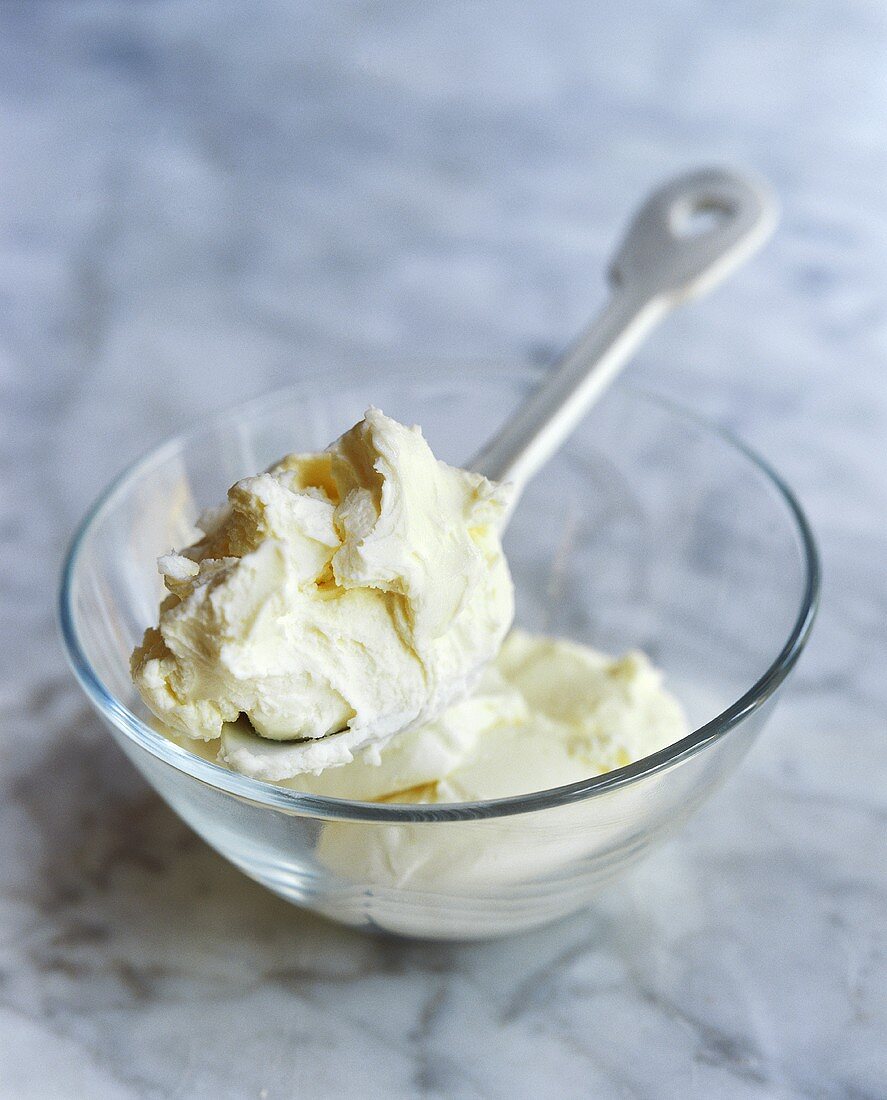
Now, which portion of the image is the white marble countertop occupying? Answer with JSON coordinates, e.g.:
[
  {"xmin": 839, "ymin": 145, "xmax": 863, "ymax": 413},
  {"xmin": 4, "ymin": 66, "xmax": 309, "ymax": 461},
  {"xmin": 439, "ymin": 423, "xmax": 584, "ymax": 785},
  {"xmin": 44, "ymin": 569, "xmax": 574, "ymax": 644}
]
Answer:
[{"xmin": 2, "ymin": 2, "xmax": 885, "ymax": 1097}]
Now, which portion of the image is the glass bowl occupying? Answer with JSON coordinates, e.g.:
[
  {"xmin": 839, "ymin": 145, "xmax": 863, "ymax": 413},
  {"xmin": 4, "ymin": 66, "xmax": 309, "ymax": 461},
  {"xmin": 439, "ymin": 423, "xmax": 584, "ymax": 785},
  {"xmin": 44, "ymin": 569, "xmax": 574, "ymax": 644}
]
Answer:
[{"xmin": 59, "ymin": 365, "xmax": 819, "ymax": 940}]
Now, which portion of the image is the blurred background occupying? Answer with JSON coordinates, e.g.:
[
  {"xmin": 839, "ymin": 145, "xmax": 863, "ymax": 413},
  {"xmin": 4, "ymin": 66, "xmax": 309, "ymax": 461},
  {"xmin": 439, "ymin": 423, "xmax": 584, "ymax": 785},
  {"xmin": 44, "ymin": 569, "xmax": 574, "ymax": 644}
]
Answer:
[{"xmin": 2, "ymin": 3, "xmax": 885, "ymax": 1097}]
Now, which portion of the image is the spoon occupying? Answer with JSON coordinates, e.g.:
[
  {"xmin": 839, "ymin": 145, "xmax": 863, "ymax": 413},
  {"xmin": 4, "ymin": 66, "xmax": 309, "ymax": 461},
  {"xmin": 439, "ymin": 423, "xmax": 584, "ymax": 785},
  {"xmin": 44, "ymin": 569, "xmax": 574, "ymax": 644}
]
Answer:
[
  {"xmin": 471, "ymin": 165, "xmax": 777, "ymax": 513},
  {"xmin": 221, "ymin": 166, "xmax": 778, "ymax": 779}
]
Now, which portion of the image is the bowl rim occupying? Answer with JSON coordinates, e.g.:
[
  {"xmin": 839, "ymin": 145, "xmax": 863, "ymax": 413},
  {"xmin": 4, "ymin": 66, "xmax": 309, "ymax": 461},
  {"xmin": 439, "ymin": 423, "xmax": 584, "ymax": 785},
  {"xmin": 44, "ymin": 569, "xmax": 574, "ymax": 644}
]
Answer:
[{"xmin": 59, "ymin": 368, "xmax": 820, "ymax": 823}]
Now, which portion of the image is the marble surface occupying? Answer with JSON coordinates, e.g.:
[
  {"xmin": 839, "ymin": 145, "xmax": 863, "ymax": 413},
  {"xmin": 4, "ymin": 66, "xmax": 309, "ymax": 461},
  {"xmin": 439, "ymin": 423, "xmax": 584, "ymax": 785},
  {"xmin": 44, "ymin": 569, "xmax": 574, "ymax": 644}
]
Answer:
[{"xmin": 2, "ymin": 1, "xmax": 886, "ymax": 1097}]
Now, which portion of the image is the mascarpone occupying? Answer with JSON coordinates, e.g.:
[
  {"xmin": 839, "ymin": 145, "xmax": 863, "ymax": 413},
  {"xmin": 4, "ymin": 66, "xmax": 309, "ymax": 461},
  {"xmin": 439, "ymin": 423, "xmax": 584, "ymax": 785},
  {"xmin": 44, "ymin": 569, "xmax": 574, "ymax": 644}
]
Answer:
[
  {"xmin": 131, "ymin": 408, "xmax": 514, "ymax": 774},
  {"xmin": 289, "ymin": 628, "xmax": 687, "ymax": 804},
  {"xmin": 287, "ymin": 628, "xmax": 688, "ymax": 893}
]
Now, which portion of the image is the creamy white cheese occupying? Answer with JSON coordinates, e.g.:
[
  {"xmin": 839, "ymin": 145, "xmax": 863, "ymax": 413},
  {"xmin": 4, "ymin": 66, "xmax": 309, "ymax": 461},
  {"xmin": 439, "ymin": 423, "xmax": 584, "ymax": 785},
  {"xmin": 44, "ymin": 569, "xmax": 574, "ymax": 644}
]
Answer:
[
  {"xmin": 289, "ymin": 628, "xmax": 687, "ymax": 804},
  {"xmin": 285, "ymin": 628, "xmax": 688, "ymax": 894},
  {"xmin": 131, "ymin": 408, "xmax": 514, "ymax": 774}
]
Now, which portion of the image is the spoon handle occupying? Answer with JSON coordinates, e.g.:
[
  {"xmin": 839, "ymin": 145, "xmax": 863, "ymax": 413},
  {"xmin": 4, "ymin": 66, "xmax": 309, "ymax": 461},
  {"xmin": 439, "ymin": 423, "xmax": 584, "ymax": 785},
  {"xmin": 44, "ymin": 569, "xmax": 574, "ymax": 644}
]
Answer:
[{"xmin": 470, "ymin": 166, "xmax": 779, "ymax": 497}]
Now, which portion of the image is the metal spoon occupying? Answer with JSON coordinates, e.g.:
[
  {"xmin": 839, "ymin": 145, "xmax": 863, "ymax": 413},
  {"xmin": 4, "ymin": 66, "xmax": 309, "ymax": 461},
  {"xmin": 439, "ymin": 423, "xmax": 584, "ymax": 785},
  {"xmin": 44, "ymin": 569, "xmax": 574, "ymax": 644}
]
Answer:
[{"xmin": 222, "ymin": 166, "xmax": 778, "ymax": 779}]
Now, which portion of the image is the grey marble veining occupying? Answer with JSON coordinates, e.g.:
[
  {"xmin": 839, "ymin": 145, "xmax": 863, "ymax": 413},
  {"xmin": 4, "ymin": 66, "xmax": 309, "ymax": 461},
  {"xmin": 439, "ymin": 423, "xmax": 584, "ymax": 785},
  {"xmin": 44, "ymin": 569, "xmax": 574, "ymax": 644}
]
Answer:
[{"xmin": 1, "ymin": 2, "xmax": 885, "ymax": 1097}]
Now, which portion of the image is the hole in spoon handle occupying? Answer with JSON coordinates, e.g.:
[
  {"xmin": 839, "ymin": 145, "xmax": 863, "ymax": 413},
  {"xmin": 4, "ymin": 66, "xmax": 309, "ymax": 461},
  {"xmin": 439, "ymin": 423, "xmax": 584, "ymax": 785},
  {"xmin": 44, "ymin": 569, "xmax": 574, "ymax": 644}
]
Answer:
[{"xmin": 609, "ymin": 166, "xmax": 778, "ymax": 304}]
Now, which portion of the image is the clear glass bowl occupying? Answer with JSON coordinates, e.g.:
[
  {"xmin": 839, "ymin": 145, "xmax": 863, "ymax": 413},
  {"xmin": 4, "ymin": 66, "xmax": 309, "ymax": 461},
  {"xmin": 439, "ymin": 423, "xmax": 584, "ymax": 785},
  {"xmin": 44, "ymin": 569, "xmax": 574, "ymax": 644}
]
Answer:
[{"xmin": 59, "ymin": 365, "xmax": 819, "ymax": 940}]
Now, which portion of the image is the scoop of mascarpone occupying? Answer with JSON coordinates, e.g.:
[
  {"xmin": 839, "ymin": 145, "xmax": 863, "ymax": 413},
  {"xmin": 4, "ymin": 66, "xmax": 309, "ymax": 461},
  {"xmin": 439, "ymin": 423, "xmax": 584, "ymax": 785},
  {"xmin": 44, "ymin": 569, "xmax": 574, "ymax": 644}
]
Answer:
[
  {"xmin": 288, "ymin": 628, "xmax": 687, "ymax": 804},
  {"xmin": 283, "ymin": 628, "xmax": 688, "ymax": 902},
  {"xmin": 130, "ymin": 408, "xmax": 514, "ymax": 774}
]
